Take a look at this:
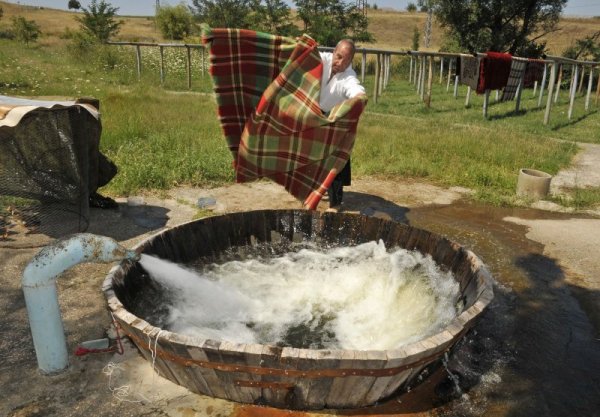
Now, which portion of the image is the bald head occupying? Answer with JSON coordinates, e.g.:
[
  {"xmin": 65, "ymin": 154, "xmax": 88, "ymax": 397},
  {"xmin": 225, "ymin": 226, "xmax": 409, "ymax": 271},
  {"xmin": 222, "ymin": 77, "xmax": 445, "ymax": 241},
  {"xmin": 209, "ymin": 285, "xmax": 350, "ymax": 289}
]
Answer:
[{"xmin": 331, "ymin": 39, "xmax": 356, "ymax": 76}]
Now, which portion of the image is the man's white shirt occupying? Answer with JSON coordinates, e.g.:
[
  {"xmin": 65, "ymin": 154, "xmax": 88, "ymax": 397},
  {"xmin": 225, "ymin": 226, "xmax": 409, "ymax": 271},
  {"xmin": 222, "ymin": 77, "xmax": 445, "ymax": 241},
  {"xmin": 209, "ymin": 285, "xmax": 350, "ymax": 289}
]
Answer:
[{"xmin": 319, "ymin": 52, "xmax": 366, "ymax": 112}]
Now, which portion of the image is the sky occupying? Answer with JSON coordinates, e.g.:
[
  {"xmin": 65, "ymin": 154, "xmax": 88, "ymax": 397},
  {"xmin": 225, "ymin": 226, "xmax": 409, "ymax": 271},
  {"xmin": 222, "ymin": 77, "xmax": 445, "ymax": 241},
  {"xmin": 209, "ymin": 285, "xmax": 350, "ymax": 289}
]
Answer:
[{"xmin": 6, "ymin": 0, "xmax": 600, "ymax": 17}]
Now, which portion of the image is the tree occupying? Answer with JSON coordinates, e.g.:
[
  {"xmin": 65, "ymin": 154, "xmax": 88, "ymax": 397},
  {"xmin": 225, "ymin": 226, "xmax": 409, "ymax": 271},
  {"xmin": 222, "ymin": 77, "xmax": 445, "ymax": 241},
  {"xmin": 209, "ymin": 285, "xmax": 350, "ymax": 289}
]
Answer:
[
  {"xmin": 412, "ymin": 26, "xmax": 420, "ymax": 51},
  {"xmin": 563, "ymin": 31, "xmax": 600, "ymax": 61},
  {"xmin": 155, "ymin": 3, "xmax": 193, "ymax": 40},
  {"xmin": 433, "ymin": 0, "xmax": 567, "ymax": 56},
  {"xmin": 294, "ymin": 0, "xmax": 373, "ymax": 46},
  {"xmin": 406, "ymin": 3, "xmax": 417, "ymax": 12},
  {"xmin": 68, "ymin": 0, "xmax": 81, "ymax": 10},
  {"xmin": 76, "ymin": 0, "xmax": 123, "ymax": 43},
  {"xmin": 247, "ymin": 0, "xmax": 298, "ymax": 36},
  {"xmin": 190, "ymin": 0, "xmax": 253, "ymax": 28},
  {"xmin": 418, "ymin": 0, "xmax": 433, "ymax": 47},
  {"xmin": 11, "ymin": 16, "xmax": 41, "ymax": 44}
]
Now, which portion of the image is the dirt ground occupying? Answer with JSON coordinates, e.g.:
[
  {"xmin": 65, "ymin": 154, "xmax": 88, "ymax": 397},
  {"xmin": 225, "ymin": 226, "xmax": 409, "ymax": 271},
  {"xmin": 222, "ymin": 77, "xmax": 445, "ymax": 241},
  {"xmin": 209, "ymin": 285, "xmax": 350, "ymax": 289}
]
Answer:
[{"xmin": 2, "ymin": 144, "xmax": 600, "ymax": 417}]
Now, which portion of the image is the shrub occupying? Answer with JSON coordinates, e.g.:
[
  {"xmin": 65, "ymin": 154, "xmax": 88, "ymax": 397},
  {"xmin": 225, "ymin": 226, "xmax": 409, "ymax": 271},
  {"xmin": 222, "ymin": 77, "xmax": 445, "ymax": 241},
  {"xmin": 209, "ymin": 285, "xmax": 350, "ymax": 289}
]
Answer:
[
  {"xmin": 155, "ymin": 3, "xmax": 194, "ymax": 40},
  {"xmin": 11, "ymin": 16, "xmax": 41, "ymax": 44},
  {"xmin": 76, "ymin": 0, "xmax": 123, "ymax": 43}
]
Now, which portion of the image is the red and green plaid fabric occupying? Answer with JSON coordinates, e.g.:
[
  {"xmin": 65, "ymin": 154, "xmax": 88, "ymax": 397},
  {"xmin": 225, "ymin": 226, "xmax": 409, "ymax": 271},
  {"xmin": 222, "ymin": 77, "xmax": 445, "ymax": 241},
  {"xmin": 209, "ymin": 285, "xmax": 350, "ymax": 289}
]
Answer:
[{"xmin": 202, "ymin": 27, "xmax": 367, "ymax": 209}]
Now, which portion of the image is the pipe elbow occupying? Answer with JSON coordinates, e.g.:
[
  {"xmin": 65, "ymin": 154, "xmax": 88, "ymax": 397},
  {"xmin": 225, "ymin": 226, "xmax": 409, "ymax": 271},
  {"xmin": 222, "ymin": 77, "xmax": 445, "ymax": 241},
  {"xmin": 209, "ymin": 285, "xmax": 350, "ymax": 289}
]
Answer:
[{"xmin": 22, "ymin": 233, "xmax": 138, "ymax": 288}]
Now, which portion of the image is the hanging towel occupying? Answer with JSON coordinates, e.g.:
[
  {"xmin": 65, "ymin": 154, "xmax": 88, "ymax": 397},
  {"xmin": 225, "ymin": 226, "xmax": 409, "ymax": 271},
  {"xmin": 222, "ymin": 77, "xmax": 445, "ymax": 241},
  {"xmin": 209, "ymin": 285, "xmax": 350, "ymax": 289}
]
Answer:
[
  {"xmin": 202, "ymin": 27, "xmax": 367, "ymax": 209},
  {"xmin": 477, "ymin": 52, "xmax": 513, "ymax": 94},
  {"xmin": 523, "ymin": 59, "xmax": 545, "ymax": 88},
  {"xmin": 501, "ymin": 57, "xmax": 528, "ymax": 101},
  {"xmin": 459, "ymin": 55, "xmax": 481, "ymax": 90}
]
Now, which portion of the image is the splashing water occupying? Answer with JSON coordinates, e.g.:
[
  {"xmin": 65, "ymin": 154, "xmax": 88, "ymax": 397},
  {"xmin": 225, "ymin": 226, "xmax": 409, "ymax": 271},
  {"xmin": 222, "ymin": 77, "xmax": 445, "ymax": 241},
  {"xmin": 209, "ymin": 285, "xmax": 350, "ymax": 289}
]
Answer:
[{"xmin": 139, "ymin": 240, "xmax": 460, "ymax": 350}]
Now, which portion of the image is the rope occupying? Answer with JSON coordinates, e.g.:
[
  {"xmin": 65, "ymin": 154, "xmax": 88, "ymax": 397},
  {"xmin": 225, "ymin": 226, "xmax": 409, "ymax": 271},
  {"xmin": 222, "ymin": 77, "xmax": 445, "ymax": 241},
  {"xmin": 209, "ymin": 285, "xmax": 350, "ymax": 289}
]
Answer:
[
  {"xmin": 102, "ymin": 362, "xmax": 143, "ymax": 405},
  {"xmin": 148, "ymin": 329, "xmax": 166, "ymax": 377}
]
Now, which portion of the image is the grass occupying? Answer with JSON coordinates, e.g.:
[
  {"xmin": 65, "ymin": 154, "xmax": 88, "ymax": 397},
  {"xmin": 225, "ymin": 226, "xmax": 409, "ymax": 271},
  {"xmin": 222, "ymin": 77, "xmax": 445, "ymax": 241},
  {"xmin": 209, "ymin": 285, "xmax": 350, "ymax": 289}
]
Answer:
[{"xmin": 1, "ymin": 11, "xmax": 600, "ymax": 209}]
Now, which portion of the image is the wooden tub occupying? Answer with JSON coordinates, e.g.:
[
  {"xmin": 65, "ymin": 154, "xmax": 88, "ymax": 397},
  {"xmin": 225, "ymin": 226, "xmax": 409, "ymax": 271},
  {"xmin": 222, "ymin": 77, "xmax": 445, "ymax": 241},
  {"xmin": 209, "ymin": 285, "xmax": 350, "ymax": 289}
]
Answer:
[{"xmin": 103, "ymin": 209, "xmax": 494, "ymax": 409}]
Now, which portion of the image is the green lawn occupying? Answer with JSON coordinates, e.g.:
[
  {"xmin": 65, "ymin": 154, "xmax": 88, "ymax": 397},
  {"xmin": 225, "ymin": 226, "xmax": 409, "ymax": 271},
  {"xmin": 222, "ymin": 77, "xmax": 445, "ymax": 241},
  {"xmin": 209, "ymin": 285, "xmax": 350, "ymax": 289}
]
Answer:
[{"xmin": 2, "ymin": 40, "xmax": 599, "ymax": 207}]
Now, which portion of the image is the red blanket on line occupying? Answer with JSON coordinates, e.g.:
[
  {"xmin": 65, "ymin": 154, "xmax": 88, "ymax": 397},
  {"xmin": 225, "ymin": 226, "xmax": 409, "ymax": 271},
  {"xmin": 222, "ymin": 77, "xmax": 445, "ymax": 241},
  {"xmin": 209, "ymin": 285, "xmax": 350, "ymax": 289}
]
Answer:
[
  {"xmin": 477, "ymin": 52, "xmax": 513, "ymax": 94},
  {"xmin": 202, "ymin": 27, "xmax": 367, "ymax": 209}
]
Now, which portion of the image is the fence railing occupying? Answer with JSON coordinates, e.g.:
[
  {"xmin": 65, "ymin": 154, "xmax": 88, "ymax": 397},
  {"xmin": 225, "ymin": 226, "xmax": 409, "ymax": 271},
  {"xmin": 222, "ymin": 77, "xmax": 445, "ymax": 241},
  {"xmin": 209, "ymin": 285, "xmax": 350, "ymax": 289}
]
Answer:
[{"xmin": 108, "ymin": 41, "xmax": 600, "ymax": 126}]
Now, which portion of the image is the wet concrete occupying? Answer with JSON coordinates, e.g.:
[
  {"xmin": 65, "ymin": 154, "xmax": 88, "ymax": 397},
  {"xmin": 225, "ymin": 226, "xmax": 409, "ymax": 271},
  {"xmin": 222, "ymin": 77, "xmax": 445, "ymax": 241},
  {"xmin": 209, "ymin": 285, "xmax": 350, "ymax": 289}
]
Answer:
[
  {"xmin": 406, "ymin": 203, "xmax": 600, "ymax": 417},
  {"xmin": 2, "ymin": 195, "xmax": 600, "ymax": 417}
]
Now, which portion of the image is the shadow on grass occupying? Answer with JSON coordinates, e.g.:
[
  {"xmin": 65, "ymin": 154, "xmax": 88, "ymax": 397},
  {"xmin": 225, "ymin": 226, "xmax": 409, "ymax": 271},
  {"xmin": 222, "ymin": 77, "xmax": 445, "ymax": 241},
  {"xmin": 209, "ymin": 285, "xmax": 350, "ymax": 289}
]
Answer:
[{"xmin": 550, "ymin": 109, "xmax": 599, "ymax": 130}]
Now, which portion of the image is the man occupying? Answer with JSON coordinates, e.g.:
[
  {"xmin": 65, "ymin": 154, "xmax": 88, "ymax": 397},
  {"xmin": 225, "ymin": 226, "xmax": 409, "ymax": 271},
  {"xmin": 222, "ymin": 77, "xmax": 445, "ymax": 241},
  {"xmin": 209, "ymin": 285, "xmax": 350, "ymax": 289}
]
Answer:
[{"xmin": 319, "ymin": 39, "xmax": 366, "ymax": 212}]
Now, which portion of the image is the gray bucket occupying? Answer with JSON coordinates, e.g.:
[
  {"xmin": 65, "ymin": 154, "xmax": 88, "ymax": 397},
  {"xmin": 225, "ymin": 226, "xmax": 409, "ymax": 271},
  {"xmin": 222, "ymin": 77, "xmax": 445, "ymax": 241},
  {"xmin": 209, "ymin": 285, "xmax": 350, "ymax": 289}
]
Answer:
[{"xmin": 516, "ymin": 168, "xmax": 552, "ymax": 199}]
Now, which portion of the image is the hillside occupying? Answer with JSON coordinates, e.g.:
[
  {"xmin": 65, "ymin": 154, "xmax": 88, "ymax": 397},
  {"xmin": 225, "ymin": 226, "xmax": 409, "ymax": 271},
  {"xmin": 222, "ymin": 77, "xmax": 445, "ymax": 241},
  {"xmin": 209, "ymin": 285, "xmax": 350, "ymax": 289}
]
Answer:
[{"xmin": 1, "ymin": 1, "xmax": 599, "ymax": 54}]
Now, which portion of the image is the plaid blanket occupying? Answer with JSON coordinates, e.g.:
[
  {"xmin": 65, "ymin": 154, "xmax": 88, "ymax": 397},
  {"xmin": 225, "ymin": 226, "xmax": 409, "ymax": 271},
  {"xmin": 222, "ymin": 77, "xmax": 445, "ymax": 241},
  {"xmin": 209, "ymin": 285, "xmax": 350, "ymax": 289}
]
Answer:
[
  {"xmin": 202, "ymin": 27, "xmax": 367, "ymax": 209},
  {"xmin": 477, "ymin": 52, "xmax": 513, "ymax": 94},
  {"xmin": 501, "ymin": 57, "xmax": 528, "ymax": 101}
]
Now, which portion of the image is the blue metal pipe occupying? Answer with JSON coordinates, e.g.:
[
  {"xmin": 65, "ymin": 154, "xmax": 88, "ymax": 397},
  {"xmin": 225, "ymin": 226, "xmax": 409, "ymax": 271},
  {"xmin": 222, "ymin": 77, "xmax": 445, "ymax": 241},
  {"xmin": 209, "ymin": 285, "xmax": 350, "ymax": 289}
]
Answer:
[{"xmin": 22, "ymin": 233, "xmax": 139, "ymax": 374}]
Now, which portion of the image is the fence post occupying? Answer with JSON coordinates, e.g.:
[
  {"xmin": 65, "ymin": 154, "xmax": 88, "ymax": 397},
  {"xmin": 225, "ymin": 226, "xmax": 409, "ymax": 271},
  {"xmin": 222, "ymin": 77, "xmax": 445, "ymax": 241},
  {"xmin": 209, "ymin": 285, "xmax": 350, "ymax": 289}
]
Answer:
[
  {"xmin": 537, "ymin": 63, "xmax": 548, "ymax": 107},
  {"xmin": 361, "ymin": 50, "xmax": 366, "ymax": 83},
  {"xmin": 544, "ymin": 62, "xmax": 557, "ymax": 125},
  {"xmin": 420, "ymin": 56, "xmax": 427, "ymax": 101},
  {"xmin": 186, "ymin": 45, "xmax": 192, "ymax": 90},
  {"xmin": 568, "ymin": 64, "xmax": 579, "ymax": 120},
  {"xmin": 585, "ymin": 66, "xmax": 593, "ymax": 111},
  {"xmin": 439, "ymin": 57, "xmax": 444, "ymax": 84},
  {"xmin": 416, "ymin": 56, "xmax": 422, "ymax": 90},
  {"xmin": 578, "ymin": 65, "xmax": 585, "ymax": 93},
  {"xmin": 446, "ymin": 58, "xmax": 452, "ymax": 91},
  {"xmin": 377, "ymin": 54, "xmax": 385, "ymax": 95},
  {"xmin": 135, "ymin": 45, "xmax": 142, "ymax": 80},
  {"xmin": 387, "ymin": 54, "xmax": 391, "ymax": 87},
  {"xmin": 568, "ymin": 64, "xmax": 576, "ymax": 98},
  {"xmin": 554, "ymin": 64, "xmax": 562, "ymax": 103},
  {"xmin": 201, "ymin": 46, "xmax": 205, "ymax": 76},
  {"xmin": 533, "ymin": 81, "xmax": 538, "ymax": 97},
  {"xmin": 483, "ymin": 89, "xmax": 490, "ymax": 117},
  {"xmin": 426, "ymin": 56, "xmax": 433, "ymax": 107},
  {"xmin": 409, "ymin": 55, "xmax": 413, "ymax": 82},
  {"xmin": 596, "ymin": 66, "xmax": 600, "ymax": 106},
  {"xmin": 465, "ymin": 86, "xmax": 472, "ymax": 107},
  {"xmin": 159, "ymin": 46, "xmax": 165, "ymax": 84},
  {"xmin": 374, "ymin": 53, "xmax": 380, "ymax": 104},
  {"xmin": 453, "ymin": 75, "xmax": 459, "ymax": 98},
  {"xmin": 515, "ymin": 80, "xmax": 524, "ymax": 112}
]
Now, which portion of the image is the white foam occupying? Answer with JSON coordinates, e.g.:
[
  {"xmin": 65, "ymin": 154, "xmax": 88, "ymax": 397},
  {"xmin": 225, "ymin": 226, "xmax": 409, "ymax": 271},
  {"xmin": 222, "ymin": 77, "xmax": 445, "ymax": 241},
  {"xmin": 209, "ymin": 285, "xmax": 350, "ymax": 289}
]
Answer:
[{"xmin": 139, "ymin": 240, "xmax": 460, "ymax": 350}]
